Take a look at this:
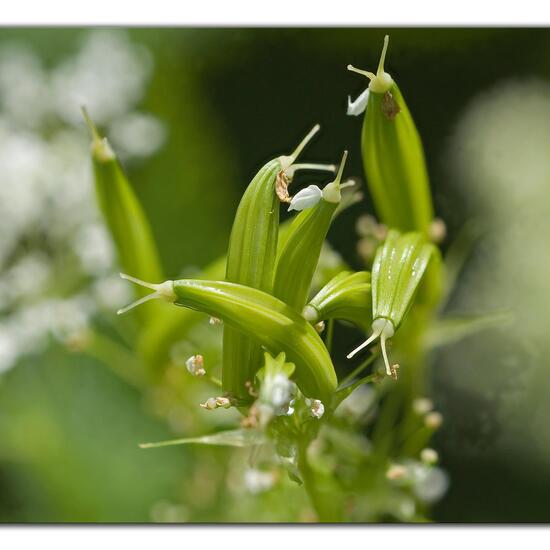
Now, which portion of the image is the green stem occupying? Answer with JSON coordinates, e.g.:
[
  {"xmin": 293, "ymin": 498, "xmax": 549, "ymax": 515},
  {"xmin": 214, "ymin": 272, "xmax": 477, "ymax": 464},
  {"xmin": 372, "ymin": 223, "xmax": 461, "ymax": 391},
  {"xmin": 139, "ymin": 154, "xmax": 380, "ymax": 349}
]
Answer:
[
  {"xmin": 325, "ymin": 318, "xmax": 335, "ymax": 354},
  {"xmin": 337, "ymin": 351, "xmax": 379, "ymax": 390},
  {"xmin": 85, "ymin": 331, "xmax": 145, "ymax": 389},
  {"xmin": 297, "ymin": 437, "xmax": 343, "ymax": 522}
]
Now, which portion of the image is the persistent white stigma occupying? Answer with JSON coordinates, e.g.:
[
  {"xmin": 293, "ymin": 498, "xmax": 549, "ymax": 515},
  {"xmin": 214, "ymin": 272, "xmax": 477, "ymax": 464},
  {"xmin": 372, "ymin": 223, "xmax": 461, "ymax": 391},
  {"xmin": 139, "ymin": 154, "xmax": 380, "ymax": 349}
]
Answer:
[
  {"xmin": 117, "ymin": 273, "xmax": 176, "ymax": 315},
  {"xmin": 346, "ymin": 317, "xmax": 399, "ymax": 377}
]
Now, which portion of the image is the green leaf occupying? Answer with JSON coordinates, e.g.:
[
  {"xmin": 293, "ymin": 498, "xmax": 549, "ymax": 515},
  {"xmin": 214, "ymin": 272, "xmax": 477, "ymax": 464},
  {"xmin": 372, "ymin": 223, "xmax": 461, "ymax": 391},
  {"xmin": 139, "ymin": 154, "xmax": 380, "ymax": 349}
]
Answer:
[
  {"xmin": 140, "ymin": 429, "xmax": 265, "ymax": 449},
  {"xmin": 424, "ymin": 312, "xmax": 513, "ymax": 349}
]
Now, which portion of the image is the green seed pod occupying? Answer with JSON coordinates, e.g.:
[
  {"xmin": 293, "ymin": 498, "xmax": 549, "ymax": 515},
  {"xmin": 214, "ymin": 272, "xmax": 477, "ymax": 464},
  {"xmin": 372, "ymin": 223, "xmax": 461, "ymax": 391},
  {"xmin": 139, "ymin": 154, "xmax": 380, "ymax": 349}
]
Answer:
[
  {"xmin": 224, "ymin": 125, "xmax": 335, "ymax": 401},
  {"xmin": 303, "ymin": 271, "xmax": 372, "ymax": 332},
  {"xmin": 82, "ymin": 108, "xmax": 163, "ymax": 321},
  {"xmin": 118, "ymin": 275, "xmax": 337, "ymax": 402},
  {"xmin": 273, "ymin": 151, "xmax": 350, "ymax": 312},
  {"xmin": 347, "ymin": 230, "xmax": 435, "ymax": 377},
  {"xmin": 347, "ymin": 36, "xmax": 434, "ymax": 234},
  {"xmin": 83, "ymin": 107, "xmax": 163, "ymax": 284},
  {"xmin": 138, "ymin": 206, "xmax": 356, "ymax": 371}
]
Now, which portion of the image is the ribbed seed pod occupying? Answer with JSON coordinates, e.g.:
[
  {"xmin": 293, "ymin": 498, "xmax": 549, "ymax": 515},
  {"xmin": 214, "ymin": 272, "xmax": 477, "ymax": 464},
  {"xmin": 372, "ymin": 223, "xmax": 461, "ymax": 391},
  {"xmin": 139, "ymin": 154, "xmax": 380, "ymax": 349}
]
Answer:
[
  {"xmin": 118, "ymin": 275, "xmax": 337, "ymax": 402},
  {"xmin": 83, "ymin": 108, "xmax": 164, "ymax": 322},
  {"xmin": 347, "ymin": 230, "xmax": 436, "ymax": 377},
  {"xmin": 223, "ymin": 125, "xmax": 334, "ymax": 401},
  {"xmin": 273, "ymin": 152, "xmax": 349, "ymax": 312},
  {"xmin": 303, "ymin": 271, "xmax": 372, "ymax": 332},
  {"xmin": 347, "ymin": 36, "xmax": 434, "ymax": 234}
]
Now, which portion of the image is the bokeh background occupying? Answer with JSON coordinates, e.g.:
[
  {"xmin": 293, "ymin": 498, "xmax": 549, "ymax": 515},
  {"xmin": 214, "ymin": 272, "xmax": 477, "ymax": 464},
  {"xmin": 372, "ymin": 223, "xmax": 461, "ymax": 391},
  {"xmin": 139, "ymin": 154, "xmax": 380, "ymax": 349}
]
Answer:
[{"xmin": 0, "ymin": 27, "xmax": 549, "ymax": 522}]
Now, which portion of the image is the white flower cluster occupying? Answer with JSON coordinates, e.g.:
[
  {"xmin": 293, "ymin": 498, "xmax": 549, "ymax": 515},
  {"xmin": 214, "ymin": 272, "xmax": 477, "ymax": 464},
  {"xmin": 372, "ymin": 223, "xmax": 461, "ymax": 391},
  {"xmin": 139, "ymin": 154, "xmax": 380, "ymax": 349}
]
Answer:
[{"xmin": 0, "ymin": 30, "xmax": 165, "ymax": 374}]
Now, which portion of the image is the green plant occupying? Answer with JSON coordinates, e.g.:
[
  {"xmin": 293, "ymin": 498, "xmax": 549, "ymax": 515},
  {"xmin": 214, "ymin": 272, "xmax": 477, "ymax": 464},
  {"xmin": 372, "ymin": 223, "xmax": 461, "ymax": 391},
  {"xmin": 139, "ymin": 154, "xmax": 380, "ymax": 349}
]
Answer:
[{"xmin": 84, "ymin": 34, "xmax": 506, "ymax": 523}]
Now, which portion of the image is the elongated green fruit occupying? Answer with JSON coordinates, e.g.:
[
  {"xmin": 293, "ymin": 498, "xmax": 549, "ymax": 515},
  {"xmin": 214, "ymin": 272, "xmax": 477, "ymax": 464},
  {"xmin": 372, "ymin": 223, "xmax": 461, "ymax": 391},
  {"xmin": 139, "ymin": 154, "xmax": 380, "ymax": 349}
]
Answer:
[
  {"xmin": 82, "ymin": 108, "xmax": 163, "ymax": 321},
  {"xmin": 224, "ymin": 125, "xmax": 335, "ymax": 401},
  {"xmin": 347, "ymin": 230, "xmax": 435, "ymax": 377},
  {"xmin": 118, "ymin": 275, "xmax": 337, "ymax": 402},
  {"xmin": 347, "ymin": 36, "xmax": 434, "ymax": 234},
  {"xmin": 303, "ymin": 271, "xmax": 372, "ymax": 332},
  {"xmin": 138, "ymin": 212, "xmax": 354, "ymax": 371},
  {"xmin": 273, "ymin": 151, "xmax": 349, "ymax": 311}
]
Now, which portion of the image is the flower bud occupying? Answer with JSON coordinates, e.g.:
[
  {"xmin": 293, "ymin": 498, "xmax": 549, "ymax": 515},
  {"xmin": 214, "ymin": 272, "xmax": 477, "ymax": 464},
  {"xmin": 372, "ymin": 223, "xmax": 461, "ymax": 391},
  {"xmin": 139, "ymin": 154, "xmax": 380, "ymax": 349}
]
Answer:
[
  {"xmin": 420, "ymin": 448, "xmax": 439, "ymax": 465},
  {"xmin": 310, "ymin": 399, "xmax": 325, "ymax": 419},
  {"xmin": 425, "ymin": 411, "xmax": 443, "ymax": 429},
  {"xmin": 185, "ymin": 354, "xmax": 205, "ymax": 377}
]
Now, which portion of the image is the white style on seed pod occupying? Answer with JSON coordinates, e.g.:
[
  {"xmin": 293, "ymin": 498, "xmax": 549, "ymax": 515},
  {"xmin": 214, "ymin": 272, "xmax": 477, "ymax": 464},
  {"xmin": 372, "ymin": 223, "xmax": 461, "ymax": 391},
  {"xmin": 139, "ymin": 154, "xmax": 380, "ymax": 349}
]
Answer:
[
  {"xmin": 185, "ymin": 354, "xmax": 205, "ymax": 376},
  {"xmin": 288, "ymin": 184, "xmax": 323, "ymax": 212}
]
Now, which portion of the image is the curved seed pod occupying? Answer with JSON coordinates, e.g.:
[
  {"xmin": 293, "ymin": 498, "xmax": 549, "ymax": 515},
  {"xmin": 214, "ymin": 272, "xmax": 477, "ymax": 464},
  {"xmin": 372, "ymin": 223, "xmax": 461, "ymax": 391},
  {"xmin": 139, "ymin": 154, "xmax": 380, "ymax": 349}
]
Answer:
[
  {"xmin": 138, "ymin": 209, "xmax": 356, "ymax": 371},
  {"xmin": 303, "ymin": 271, "xmax": 372, "ymax": 332},
  {"xmin": 273, "ymin": 152, "xmax": 350, "ymax": 312},
  {"xmin": 347, "ymin": 230, "xmax": 435, "ymax": 377},
  {"xmin": 347, "ymin": 35, "xmax": 434, "ymax": 234},
  {"xmin": 118, "ymin": 275, "xmax": 337, "ymax": 402},
  {"xmin": 224, "ymin": 125, "xmax": 335, "ymax": 401},
  {"xmin": 83, "ymin": 108, "xmax": 163, "ymax": 287}
]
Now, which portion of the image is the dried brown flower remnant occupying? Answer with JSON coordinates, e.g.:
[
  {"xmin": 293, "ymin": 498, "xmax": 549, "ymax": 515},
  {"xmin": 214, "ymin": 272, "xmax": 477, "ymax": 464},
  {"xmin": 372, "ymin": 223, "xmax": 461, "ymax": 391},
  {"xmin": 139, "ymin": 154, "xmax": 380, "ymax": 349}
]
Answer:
[
  {"xmin": 382, "ymin": 91, "xmax": 401, "ymax": 120},
  {"xmin": 275, "ymin": 170, "xmax": 292, "ymax": 203}
]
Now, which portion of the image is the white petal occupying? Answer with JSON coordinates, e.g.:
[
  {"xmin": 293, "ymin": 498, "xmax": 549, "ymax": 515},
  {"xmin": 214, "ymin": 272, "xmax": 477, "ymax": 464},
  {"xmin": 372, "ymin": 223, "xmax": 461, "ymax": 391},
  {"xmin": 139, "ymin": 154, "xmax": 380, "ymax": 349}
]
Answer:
[
  {"xmin": 288, "ymin": 185, "xmax": 322, "ymax": 212},
  {"xmin": 347, "ymin": 87, "xmax": 369, "ymax": 116}
]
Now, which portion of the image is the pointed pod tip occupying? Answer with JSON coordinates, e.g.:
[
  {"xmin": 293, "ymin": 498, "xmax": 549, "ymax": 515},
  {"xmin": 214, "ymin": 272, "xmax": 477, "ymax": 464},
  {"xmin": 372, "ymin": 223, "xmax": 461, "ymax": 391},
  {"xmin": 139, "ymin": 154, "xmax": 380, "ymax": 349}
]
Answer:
[{"xmin": 81, "ymin": 105, "xmax": 101, "ymax": 141}]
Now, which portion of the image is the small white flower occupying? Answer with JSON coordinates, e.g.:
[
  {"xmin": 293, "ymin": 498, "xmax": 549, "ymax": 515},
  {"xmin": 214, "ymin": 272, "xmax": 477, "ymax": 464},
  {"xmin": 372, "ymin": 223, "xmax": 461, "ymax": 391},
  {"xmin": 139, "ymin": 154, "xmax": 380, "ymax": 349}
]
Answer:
[
  {"xmin": 185, "ymin": 354, "xmax": 205, "ymax": 376},
  {"xmin": 314, "ymin": 320, "xmax": 325, "ymax": 334},
  {"xmin": 310, "ymin": 399, "xmax": 325, "ymax": 419},
  {"xmin": 208, "ymin": 316, "xmax": 222, "ymax": 325},
  {"xmin": 258, "ymin": 370, "xmax": 294, "ymax": 426},
  {"xmin": 243, "ymin": 469, "xmax": 275, "ymax": 495},
  {"xmin": 413, "ymin": 397, "xmax": 433, "ymax": 415},
  {"xmin": 411, "ymin": 464, "xmax": 449, "ymax": 504},
  {"xmin": 215, "ymin": 396, "xmax": 231, "ymax": 409},
  {"xmin": 199, "ymin": 396, "xmax": 231, "ymax": 410},
  {"xmin": 386, "ymin": 464, "xmax": 407, "ymax": 480},
  {"xmin": 288, "ymin": 185, "xmax": 322, "ymax": 212},
  {"xmin": 420, "ymin": 448, "xmax": 439, "ymax": 465},
  {"xmin": 268, "ymin": 373, "xmax": 293, "ymax": 409},
  {"xmin": 200, "ymin": 397, "xmax": 218, "ymax": 410},
  {"xmin": 347, "ymin": 87, "xmax": 369, "ymax": 116},
  {"xmin": 424, "ymin": 411, "xmax": 443, "ymax": 429}
]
